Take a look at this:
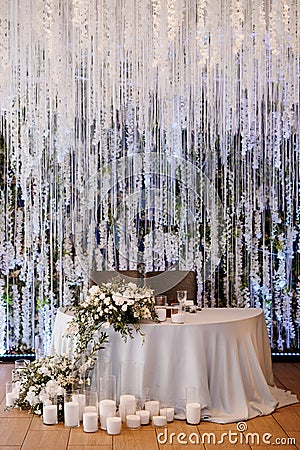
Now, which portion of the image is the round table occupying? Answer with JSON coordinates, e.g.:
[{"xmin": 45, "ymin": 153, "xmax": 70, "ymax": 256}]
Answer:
[{"xmin": 50, "ymin": 307, "xmax": 298, "ymax": 423}]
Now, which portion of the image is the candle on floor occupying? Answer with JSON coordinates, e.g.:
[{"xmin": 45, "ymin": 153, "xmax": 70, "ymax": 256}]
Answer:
[
  {"xmin": 6, "ymin": 391, "xmax": 17, "ymax": 407},
  {"xmin": 186, "ymin": 402, "xmax": 201, "ymax": 425},
  {"xmin": 160, "ymin": 407, "xmax": 174, "ymax": 422},
  {"xmin": 83, "ymin": 411, "xmax": 98, "ymax": 432},
  {"xmin": 119, "ymin": 394, "xmax": 136, "ymax": 422},
  {"xmin": 99, "ymin": 399, "xmax": 116, "ymax": 430},
  {"xmin": 136, "ymin": 409, "xmax": 150, "ymax": 425},
  {"xmin": 126, "ymin": 414, "xmax": 141, "ymax": 429},
  {"xmin": 152, "ymin": 415, "xmax": 167, "ymax": 427},
  {"xmin": 43, "ymin": 404, "xmax": 58, "ymax": 425},
  {"xmin": 72, "ymin": 393, "xmax": 86, "ymax": 421},
  {"xmin": 144, "ymin": 400, "xmax": 160, "ymax": 419},
  {"xmin": 106, "ymin": 416, "xmax": 122, "ymax": 435},
  {"xmin": 64, "ymin": 401, "xmax": 80, "ymax": 427}
]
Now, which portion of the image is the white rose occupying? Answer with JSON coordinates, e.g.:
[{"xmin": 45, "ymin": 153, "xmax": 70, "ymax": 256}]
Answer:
[{"xmin": 89, "ymin": 285, "xmax": 99, "ymax": 296}]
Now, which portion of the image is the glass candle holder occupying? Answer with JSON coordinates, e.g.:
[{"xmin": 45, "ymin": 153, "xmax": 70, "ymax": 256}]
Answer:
[
  {"xmin": 43, "ymin": 396, "xmax": 58, "ymax": 425},
  {"xmin": 106, "ymin": 416, "xmax": 122, "ymax": 435},
  {"xmin": 14, "ymin": 359, "xmax": 30, "ymax": 369},
  {"xmin": 64, "ymin": 391, "xmax": 80, "ymax": 428},
  {"xmin": 6, "ymin": 381, "xmax": 17, "ymax": 407}
]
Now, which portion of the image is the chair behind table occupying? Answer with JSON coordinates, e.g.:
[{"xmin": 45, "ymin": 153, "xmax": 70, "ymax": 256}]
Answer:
[{"xmin": 144, "ymin": 270, "xmax": 196, "ymax": 304}]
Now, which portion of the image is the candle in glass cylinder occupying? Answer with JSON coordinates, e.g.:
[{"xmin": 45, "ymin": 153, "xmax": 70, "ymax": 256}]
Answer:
[
  {"xmin": 72, "ymin": 393, "xmax": 86, "ymax": 421},
  {"xmin": 6, "ymin": 391, "xmax": 17, "ymax": 407},
  {"xmin": 152, "ymin": 415, "xmax": 167, "ymax": 427},
  {"xmin": 160, "ymin": 407, "xmax": 174, "ymax": 422},
  {"xmin": 83, "ymin": 411, "xmax": 98, "ymax": 432},
  {"xmin": 144, "ymin": 400, "xmax": 160, "ymax": 419},
  {"xmin": 136, "ymin": 409, "xmax": 150, "ymax": 425},
  {"xmin": 186, "ymin": 402, "xmax": 201, "ymax": 424},
  {"xmin": 119, "ymin": 395, "xmax": 136, "ymax": 422},
  {"xmin": 64, "ymin": 401, "xmax": 80, "ymax": 427},
  {"xmin": 106, "ymin": 416, "xmax": 122, "ymax": 435},
  {"xmin": 126, "ymin": 414, "xmax": 141, "ymax": 429},
  {"xmin": 99, "ymin": 399, "xmax": 116, "ymax": 430},
  {"xmin": 43, "ymin": 405, "xmax": 58, "ymax": 425}
]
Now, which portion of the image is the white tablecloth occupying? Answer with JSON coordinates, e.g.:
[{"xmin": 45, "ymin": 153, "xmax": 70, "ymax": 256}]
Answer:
[{"xmin": 50, "ymin": 307, "xmax": 298, "ymax": 423}]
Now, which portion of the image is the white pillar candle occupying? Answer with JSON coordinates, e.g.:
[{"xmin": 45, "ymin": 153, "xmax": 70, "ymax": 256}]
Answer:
[
  {"xmin": 119, "ymin": 395, "xmax": 136, "ymax": 422},
  {"xmin": 43, "ymin": 405, "xmax": 58, "ymax": 425},
  {"xmin": 144, "ymin": 400, "xmax": 160, "ymax": 419},
  {"xmin": 64, "ymin": 401, "xmax": 80, "ymax": 427},
  {"xmin": 152, "ymin": 415, "xmax": 167, "ymax": 427},
  {"xmin": 83, "ymin": 411, "xmax": 98, "ymax": 433},
  {"xmin": 99, "ymin": 399, "xmax": 116, "ymax": 430},
  {"xmin": 126, "ymin": 414, "xmax": 141, "ymax": 429},
  {"xmin": 106, "ymin": 416, "xmax": 122, "ymax": 435},
  {"xmin": 160, "ymin": 407, "xmax": 174, "ymax": 422},
  {"xmin": 186, "ymin": 402, "xmax": 201, "ymax": 424},
  {"xmin": 72, "ymin": 393, "xmax": 86, "ymax": 421},
  {"xmin": 6, "ymin": 392, "xmax": 17, "ymax": 407},
  {"xmin": 83, "ymin": 405, "xmax": 97, "ymax": 414},
  {"xmin": 136, "ymin": 409, "xmax": 150, "ymax": 425}
]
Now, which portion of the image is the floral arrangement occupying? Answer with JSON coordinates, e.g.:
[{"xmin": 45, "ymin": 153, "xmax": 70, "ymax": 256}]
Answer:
[
  {"xmin": 65, "ymin": 276, "xmax": 158, "ymax": 360},
  {"xmin": 10, "ymin": 277, "xmax": 158, "ymax": 414},
  {"xmin": 12, "ymin": 354, "xmax": 76, "ymax": 414}
]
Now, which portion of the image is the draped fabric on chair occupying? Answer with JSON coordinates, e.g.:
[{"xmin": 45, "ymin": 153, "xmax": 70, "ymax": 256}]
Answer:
[
  {"xmin": 144, "ymin": 270, "xmax": 197, "ymax": 303},
  {"xmin": 89, "ymin": 270, "xmax": 142, "ymax": 287}
]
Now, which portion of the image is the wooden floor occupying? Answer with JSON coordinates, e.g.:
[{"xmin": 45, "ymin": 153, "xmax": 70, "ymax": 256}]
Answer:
[{"xmin": 0, "ymin": 362, "xmax": 299, "ymax": 450}]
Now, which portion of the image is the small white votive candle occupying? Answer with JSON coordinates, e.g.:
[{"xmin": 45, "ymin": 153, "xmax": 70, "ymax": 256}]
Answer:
[
  {"xmin": 186, "ymin": 402, "xmax": 201, "ymax": 424},
  {"xmin": 106, "ymin": 416, "xmax": 122, "ymax": 435},
  {"xmin": 99, "ymin": 399, "xmax": 116, "ymax": 430},
  {"xmin": 136, "ymin": 409, "xmax": 150, "ymax": 425},
  {"xmin": 160, "ymin": 407, "xmax": 174, "ymax": 422},
  {"xmin": 152, "ymin": 415, "xmax": 167, "ymax": 427},
  {"xmin": 64, "ymin": 401, "xmax": 80, "ymax": 427},
  {"xmin": 156, "ymin": 308, "xmax": 167, "ymax": 321},
  {"xmin": 83, "ymin": 411, "xmax": 98, "ymax": 432},
  {"xmin": 6, "ymin": 392, "xmax": 17, "ymax": 407},
  {"xmin": 171, "ymin": 312, "xmax": 185, "ymax": 323},
  {"xmin": 119, "ymin": 395, "xmax": 136, "ymax": 422},
  {"xmin": 43, "ymin": 405, "xmax": 58, "ymax": 425},
  {"xmin": 145, "ymin": 400, "xmax": 160, "ymax": 419},
  {"xmin": 126, "ymin": 414, "xmax": 141, "ymax": 429}
]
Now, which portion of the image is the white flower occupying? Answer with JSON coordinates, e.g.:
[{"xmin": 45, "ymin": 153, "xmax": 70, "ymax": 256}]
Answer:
[
  {"xmin": 121, "ymin": 304, "xmax": 128, "ymax": 312},
  {"xmin": 89, "ymin": 285, "xmax": 99, "ymax": 296},
  {"xmin": 101, "ymin": 321, "xmax": 110, "ymax": 329},
  {"xmin": 112, "ymin": 294, "xmax": 124, "ymax": 305},
  {"xmin": 38, "ymin": 366, "xmax": 51, "ymax": 376},
  {"xmin": 127, "ymin": 282, "xmax": 137, "ymax": 290}
]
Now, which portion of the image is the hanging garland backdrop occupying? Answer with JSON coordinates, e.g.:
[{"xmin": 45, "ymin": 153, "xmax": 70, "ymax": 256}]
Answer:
[{"xmin": 0, "ymin": 0, "xmax": 299, "ymax": 354}]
